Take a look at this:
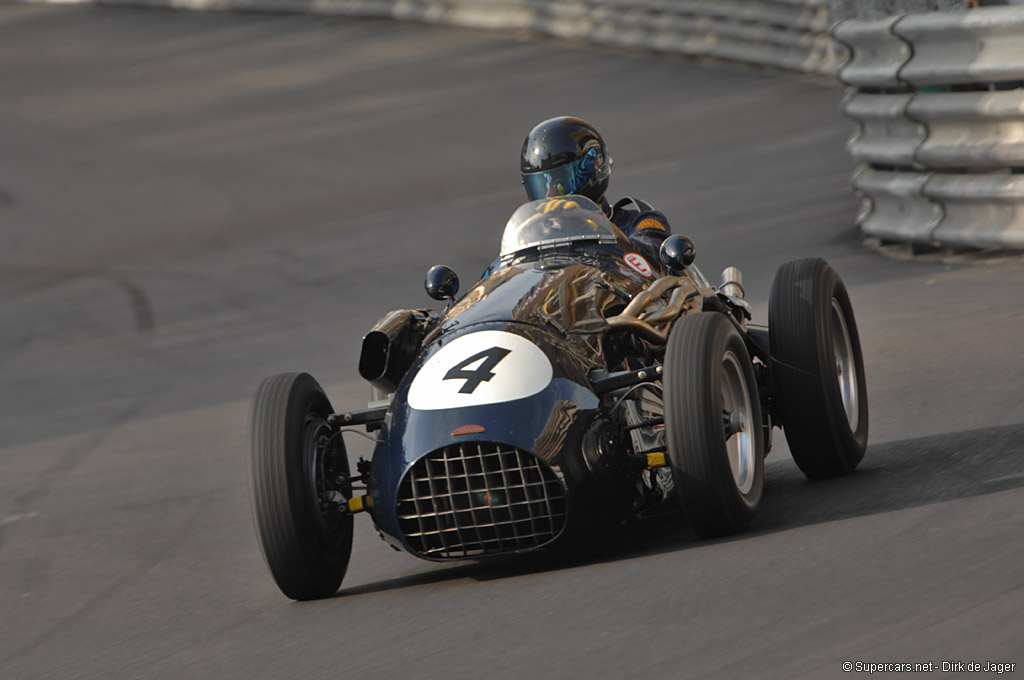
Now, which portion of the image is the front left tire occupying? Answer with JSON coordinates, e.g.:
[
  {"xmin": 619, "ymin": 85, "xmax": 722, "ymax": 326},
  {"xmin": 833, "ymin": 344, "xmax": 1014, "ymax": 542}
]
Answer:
[{"xmin": 664, "ymin": 313, "xmax": 765, "ymax": 539}]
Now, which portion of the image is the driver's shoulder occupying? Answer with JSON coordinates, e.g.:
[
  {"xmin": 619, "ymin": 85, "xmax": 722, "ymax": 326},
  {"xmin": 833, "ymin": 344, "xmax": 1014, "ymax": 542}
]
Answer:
[
  {"xmin": 612, "ymin": 196, "xmax": 656, "ymax": 213},
  {"xmin": 609, "ymin": 196, "xmax": 670, "ymax": 234}
]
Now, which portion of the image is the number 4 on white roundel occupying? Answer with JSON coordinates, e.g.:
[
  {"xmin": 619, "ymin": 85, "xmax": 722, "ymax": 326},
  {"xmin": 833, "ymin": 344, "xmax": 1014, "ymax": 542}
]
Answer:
[
  {"xmin": 407, "ymin": 330, "xmax": 553, "ymax": 410},
  {"xmin": 443, "ymin": 346, "xmax": 511, "ymax": 394}
]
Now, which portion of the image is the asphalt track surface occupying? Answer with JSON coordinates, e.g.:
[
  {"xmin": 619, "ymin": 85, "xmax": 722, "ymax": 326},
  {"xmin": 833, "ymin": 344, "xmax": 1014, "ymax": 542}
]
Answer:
[{"xmin": 1, "ymin": 6, "xmax": 1023, "ymax": 679}]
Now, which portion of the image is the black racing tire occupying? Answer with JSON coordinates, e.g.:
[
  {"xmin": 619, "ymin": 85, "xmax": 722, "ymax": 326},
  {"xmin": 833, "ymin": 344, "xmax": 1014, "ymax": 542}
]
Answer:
[
  {"xmin": 247, "ymin": 373, "xmax": 353, "ymax": 600},
  {"xmin": 664, "ymin": 313, "xmax": 764, "ymax": 539},
  {"xmin": 769, "ymin": 258, "xmax": 868, "ymax": 479}
]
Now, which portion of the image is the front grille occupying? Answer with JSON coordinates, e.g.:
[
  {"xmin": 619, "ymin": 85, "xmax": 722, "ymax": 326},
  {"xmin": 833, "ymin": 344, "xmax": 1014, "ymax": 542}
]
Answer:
[{"xmin": 396, "ymin": 442, "xmax": 567, "ymax": 559}]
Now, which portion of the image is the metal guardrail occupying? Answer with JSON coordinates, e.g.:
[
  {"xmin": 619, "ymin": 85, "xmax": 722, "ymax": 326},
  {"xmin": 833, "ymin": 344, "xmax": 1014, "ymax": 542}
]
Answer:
[
  {"xmin": 910, "ymin": 91, "xmax": 1024, "ymax": 169},
  {"xmin": 895, "ymin": 9, "xmax": 1024, "ymax": 87},
  {"xmin": 7, "ymin": 0, "xmax": 842, "ymax": 75},
  {"xmin": 928, "ymin": 173, "xmax": 1024, "ymax": 248},
  {"xmin": 852, "ymin": 168, "xmax": 941, "ymax": 243},
  {"xmin": 833, "ymin": 17, "xmax": 909, "ymax": 88},
  {"xmin": 835, "ymin": 6, "xmax": 1024, "ymax": 250},
  {"xmin": 844, "ymin": 92, "xmax": 921, "ymax": 166}
]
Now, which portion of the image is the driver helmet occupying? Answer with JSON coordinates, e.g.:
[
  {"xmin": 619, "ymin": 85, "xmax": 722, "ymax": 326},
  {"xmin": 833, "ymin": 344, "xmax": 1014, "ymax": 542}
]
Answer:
[{"xmin": 521, "ymin": 116, "xmax": 612, "ymax": 204}]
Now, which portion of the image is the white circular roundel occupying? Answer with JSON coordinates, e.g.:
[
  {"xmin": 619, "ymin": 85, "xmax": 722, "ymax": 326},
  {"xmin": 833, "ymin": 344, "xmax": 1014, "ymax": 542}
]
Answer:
[
  {"xmin": 407, "ymin": 330, "xmax": 553, "ymax": 410},
  {"xmin": 624, "ymin": 252, "xmax": 652, "ymax": 277}
]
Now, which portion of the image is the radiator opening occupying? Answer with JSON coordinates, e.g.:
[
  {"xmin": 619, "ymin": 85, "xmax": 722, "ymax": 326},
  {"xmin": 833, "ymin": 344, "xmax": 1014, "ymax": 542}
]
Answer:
[{"xmin": 396, "ymin": 442, "xmax": 567, "ymax": 559}]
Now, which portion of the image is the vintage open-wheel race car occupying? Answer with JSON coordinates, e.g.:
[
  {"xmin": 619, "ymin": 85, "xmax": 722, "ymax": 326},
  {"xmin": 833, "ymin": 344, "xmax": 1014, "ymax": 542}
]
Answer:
[{"xmin": 247, "ymin": 196, "xmax": 868, "ymax": 600}]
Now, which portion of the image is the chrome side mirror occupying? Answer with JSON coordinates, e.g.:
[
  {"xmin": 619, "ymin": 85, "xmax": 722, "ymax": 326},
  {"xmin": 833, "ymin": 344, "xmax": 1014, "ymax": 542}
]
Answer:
[
  {"xmin": 425, "ymin": 265, "xmax": 459, "ymax": 301},
  {"xmin": 660, "ymin": 235, "xmax": 696, "ymax": 270}
]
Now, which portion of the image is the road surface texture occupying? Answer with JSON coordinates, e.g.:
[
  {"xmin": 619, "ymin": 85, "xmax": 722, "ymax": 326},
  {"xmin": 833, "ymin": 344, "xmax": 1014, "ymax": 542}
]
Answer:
[{"xmin": 1, "ymin": 6, "xmax": 1021, "ymax": 679}]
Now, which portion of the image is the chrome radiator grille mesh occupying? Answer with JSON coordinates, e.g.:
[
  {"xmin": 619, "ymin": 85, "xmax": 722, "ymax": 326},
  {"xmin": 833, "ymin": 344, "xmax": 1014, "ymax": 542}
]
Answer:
[{"xmin": 396, "ymin": 442, "xmax": 567, "ymax": 559}]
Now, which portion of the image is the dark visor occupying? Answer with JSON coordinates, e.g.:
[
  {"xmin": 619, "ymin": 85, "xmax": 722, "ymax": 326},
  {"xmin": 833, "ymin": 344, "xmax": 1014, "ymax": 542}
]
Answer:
[{"xmin": 522, "ymin": 148, "xmax": 599, "ymax": 200}]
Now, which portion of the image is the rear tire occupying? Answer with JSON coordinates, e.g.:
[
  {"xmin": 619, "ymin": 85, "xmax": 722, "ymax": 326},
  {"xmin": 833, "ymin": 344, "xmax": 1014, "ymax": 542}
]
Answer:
[
  {"xmin": 769, "ymin": 258, "xmax": 868, "ymax": 479},
  {"xmin": 664, "ymin": 313, "xmax": 764, "ymax": 539},
  {"xmin": 248, "ymin": 373, "xmax": 353, "ymax": 600}
]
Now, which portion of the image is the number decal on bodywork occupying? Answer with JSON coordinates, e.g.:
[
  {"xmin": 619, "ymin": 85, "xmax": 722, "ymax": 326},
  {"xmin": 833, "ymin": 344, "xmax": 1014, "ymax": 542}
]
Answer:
[
  {"xmin": 624, "ymin": 252, "xmax": 652, "ymax": 277},
  {"xmin": 407, "ymin": 330, "xmax": 553, "ymax": 411},
  {"xmin": 443, "ymin": 347, "xmax": 512, "ymax": 394}
]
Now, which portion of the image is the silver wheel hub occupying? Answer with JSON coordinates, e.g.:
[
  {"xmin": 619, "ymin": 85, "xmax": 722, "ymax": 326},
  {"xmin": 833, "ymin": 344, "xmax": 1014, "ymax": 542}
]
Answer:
[
  {"xmin": 830, "ymin": 298, "xmax": 860, "ymax": 431},
  {"xmin": 721, "ymin": 350, "xmax": 755, "ymax": 495}
]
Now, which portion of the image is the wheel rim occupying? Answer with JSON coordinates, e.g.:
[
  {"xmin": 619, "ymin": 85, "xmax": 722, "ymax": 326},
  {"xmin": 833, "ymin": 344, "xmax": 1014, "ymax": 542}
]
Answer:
[
  {"xmin": 304, "ymin": 415, "xmax": 349, "ymax": 545},
  {"xmin": 830, "ymin": 298, "xmax": 860, "ymax": 431},
  {"xmin": 721, "ymin": 350, "xmax": 755, "ymax": 495}
]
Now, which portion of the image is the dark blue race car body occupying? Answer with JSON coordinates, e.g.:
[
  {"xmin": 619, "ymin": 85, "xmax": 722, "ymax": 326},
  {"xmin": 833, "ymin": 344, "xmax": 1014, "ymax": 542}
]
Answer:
[
  {"xmin": 365, "ymin": 239, "xmax": 663, "ymax": 558},
  {"xmin": 247, "ymin": 195, "xmax": 869, "ymax": 600}
]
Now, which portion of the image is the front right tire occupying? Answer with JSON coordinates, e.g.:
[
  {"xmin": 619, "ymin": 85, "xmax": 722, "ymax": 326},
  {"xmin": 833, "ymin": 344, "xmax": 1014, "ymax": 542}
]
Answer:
[{"xmin": 248, "ymin": 372, "xmax": 353, "ymax": 600}]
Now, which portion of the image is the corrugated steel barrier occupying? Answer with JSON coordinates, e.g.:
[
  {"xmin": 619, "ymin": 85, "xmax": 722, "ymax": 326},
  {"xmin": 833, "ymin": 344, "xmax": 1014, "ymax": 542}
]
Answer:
[
  {"xmin": 835, "ymin": 6, "xmax": 1024, "ymax": 250},
  {"xmin": 7, "ymin": 0, "xmax": 842, "ymax": 76}
]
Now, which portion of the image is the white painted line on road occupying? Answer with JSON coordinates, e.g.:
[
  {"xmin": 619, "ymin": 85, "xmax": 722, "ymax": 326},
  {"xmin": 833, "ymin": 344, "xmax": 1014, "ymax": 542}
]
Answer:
[{"xmin": 0, "ymin": 511, "xmax": 38, "ymax": 526}]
